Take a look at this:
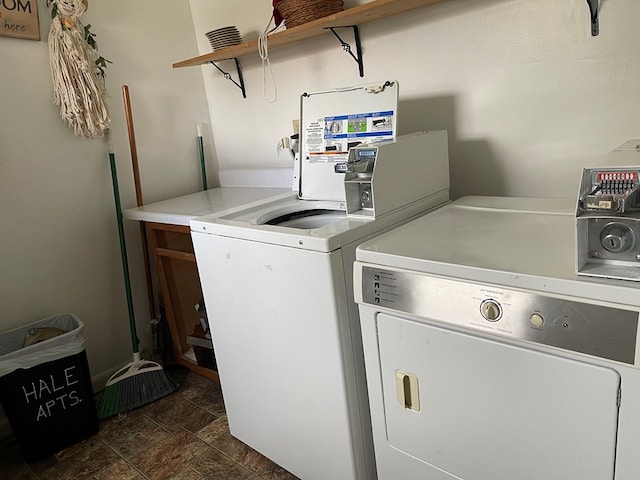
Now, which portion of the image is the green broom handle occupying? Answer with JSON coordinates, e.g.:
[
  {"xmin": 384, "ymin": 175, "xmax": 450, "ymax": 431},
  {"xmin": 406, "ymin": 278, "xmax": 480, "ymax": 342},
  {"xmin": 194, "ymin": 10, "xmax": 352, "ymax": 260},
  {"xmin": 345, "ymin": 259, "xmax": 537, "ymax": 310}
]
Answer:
[
  {"xmin": 109, "ymin": 152, "xmax": 140, "ymax": 354},
  {"xmin": 198, "ymin": 135, "xmax": 207, "ymax": 191},
  {"xmin": 197, "ymin": 123, "xmax": 208, "ymax": 191}
]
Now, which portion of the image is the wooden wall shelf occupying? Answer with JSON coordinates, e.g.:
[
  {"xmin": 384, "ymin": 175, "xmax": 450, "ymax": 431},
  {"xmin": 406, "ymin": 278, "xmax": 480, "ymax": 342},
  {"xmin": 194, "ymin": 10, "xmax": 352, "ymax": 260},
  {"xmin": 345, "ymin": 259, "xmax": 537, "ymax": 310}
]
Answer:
[{"xmin": 173, "ymin": 0, "xmax": 446, "ymax": 68}]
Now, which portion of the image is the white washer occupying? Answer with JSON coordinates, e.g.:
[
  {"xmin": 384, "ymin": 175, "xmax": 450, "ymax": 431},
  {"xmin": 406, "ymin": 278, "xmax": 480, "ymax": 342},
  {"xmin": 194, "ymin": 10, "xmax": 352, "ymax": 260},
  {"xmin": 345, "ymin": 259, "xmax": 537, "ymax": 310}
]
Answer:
[
  {"xmin": 191, "ymin": 81, "xmax": 450, "ymax": 479},
  {"xmin": 191, "ymin": 187, "xmax": 449, "ymax": 479},
  {"xmin": 354, "ymin": 196, "xmax": 640, "ymax": 480}
]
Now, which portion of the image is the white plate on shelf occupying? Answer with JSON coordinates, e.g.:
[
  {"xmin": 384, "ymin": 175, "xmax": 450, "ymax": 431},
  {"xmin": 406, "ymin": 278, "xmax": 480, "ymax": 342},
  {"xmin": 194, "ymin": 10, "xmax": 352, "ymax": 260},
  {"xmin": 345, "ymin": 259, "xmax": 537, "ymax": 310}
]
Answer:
[
  {"xmin": 209, "ymin": 39, "xmax": 242, "ymax": 49},
  {"xmin": 209, "ymin": 35, "xmax": 242, "ymax": 44},
  {"xmin": 206, "ymin": 25, "xmax": 239, "ymax": 34}
]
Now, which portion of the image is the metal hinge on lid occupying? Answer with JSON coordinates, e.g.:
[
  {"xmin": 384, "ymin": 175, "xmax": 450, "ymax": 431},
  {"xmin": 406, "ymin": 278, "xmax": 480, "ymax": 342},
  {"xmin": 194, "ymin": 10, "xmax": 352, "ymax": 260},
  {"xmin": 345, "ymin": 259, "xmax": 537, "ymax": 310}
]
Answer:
[{"xmin": 365, "ymin": 80, "xmax": 394, "ymax": 94}]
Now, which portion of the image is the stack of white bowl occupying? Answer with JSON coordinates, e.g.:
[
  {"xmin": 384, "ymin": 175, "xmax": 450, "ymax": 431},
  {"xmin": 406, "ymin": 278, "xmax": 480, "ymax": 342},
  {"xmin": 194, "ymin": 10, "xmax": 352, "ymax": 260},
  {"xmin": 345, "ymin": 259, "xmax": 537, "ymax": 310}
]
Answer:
[{"xmin": 205, "ymin": 26, "xmax": 243, "ymax": 50}]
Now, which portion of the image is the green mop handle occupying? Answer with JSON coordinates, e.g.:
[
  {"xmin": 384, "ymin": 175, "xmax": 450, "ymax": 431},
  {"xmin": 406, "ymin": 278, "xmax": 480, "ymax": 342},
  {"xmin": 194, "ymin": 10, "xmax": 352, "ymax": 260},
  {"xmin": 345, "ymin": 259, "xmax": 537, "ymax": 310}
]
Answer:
[{"xmin": 109, "ymin": 152, "xmax": 140, "ymax": 354}]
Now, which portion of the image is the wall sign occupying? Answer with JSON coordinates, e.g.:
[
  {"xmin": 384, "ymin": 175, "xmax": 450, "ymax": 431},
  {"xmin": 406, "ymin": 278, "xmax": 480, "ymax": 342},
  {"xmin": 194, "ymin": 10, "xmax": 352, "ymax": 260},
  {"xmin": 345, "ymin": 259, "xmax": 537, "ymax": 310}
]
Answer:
[{"xmin": 0, "ymin": 0, "xmax": 40, "ymax": 40}]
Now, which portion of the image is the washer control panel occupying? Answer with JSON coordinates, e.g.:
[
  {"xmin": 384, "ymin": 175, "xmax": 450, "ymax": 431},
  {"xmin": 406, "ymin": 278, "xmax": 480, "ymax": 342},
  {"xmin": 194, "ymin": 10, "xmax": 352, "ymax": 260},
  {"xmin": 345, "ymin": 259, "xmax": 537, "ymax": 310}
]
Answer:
[{"xmin": 360, "ymin": 265, "xmax": 639, "ymax": 364}]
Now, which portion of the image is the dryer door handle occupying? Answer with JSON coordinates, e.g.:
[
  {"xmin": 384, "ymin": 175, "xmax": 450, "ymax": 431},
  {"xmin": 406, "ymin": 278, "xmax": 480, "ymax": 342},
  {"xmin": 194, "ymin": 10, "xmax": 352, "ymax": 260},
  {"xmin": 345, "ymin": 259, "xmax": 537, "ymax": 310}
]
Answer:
[{"xmin": 396, "ymin": 370, "xmax": 420, "ymax": 412}]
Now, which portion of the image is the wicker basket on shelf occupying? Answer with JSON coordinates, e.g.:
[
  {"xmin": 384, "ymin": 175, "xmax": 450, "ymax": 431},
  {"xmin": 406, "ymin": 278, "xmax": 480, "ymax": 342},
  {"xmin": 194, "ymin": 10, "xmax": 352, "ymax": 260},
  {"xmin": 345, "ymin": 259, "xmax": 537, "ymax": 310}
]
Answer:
[{"xmin": 276, "ymin": 0, "xmax": 344, "ymax": 29}]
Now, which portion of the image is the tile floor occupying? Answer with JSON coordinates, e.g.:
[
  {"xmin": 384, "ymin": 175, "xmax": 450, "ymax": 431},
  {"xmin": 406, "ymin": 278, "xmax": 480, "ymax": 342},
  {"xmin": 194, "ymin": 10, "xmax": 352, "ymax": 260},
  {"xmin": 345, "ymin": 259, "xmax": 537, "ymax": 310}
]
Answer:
[{"xmin": 0, "ymin": 367, "xmax": 299, "ymax": 480}]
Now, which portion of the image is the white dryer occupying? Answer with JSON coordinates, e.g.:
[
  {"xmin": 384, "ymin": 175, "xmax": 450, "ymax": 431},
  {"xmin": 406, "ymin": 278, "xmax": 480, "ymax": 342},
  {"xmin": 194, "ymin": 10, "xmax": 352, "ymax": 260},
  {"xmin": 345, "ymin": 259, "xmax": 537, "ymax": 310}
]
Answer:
[
  {"xmin": 191, "ymin": 82, "xmax": 451, "ymax": 479},
  {"xmin": 354, "ymin": 196, "xmax": 640, "ymax": 480}
]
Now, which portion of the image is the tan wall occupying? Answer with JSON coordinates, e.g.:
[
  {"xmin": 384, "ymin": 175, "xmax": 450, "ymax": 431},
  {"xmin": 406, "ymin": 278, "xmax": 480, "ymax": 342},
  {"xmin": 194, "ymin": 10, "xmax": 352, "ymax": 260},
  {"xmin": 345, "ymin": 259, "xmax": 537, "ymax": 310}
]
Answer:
[
  {"xmin": 190, "ymin": 0, "xmax": 640, "ymax": 199},
  {"xmin": 0, "ymin": 0, "xmax": 215, "ymax": 434}
]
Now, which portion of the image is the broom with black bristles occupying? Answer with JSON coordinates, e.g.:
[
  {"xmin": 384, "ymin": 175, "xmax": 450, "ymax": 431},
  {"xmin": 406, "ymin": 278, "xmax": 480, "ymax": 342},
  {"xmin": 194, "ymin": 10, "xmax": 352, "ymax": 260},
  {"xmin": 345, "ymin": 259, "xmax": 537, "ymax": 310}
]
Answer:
[{"xmin": 98, "ymin": 132, "xmax": 176, "ymax": 419}]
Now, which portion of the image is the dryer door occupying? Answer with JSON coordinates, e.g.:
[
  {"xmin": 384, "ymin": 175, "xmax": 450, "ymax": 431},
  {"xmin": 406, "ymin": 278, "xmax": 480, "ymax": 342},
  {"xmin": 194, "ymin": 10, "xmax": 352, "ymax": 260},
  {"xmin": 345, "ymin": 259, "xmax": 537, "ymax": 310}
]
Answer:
[{"xmin": 377, "ymin": 313, "xmax": 620, "ymax": 480}]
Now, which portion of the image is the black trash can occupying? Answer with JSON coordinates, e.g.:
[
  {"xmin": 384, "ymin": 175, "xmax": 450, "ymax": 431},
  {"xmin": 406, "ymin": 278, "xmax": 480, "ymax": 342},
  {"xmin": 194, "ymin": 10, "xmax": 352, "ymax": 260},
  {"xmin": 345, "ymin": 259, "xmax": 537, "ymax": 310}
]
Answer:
[{"xmin": 0, "ymin": 313, "xmax": 98, "ymax": 462}]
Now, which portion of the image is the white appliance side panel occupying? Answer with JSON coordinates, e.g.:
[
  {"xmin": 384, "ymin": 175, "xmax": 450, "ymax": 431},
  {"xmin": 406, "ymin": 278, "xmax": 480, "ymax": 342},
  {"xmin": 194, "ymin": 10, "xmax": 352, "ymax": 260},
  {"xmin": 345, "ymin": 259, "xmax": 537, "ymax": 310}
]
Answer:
[
  {"xmin": 376, "ymin": 312, "xmax": 620, "ymax": 480},
  {"xmin": 191, "ymin": 231, "xmax": 363, "ymax": 480}
]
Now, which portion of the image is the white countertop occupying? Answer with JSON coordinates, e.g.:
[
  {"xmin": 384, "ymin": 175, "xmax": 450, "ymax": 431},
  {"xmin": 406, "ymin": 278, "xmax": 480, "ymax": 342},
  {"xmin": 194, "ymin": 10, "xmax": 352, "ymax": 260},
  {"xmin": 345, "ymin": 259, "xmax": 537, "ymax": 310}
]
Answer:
[{"xmin": 123, "ymin": 187, "xmax": 292, "ymax": 226}]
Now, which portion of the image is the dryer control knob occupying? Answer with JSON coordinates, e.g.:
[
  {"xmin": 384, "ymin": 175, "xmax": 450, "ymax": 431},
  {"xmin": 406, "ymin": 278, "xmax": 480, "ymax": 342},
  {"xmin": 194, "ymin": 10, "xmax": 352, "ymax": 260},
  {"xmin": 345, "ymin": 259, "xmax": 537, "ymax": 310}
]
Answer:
[{"xmin": 480, "ymin": 299, "xmax": 502, "ymax": 322}]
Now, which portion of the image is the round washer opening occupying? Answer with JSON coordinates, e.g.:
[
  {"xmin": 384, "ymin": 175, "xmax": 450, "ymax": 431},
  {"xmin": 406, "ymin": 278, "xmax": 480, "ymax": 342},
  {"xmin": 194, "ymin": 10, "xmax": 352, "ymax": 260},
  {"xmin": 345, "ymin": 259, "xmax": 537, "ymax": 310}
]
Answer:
[{"xmin": 263, "ymin": 209, "xmax": 346, "ymax": 229}]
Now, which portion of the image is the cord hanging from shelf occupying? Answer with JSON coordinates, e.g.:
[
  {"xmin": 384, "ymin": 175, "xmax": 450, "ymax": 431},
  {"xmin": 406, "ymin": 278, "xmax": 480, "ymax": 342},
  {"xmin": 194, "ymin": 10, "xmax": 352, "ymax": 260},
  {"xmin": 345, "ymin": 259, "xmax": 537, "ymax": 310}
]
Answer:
[
  {"xmin": 209, "ymin": 58, "xmax": 247, "ymax": 98},
  {"xmin": 326, "ymin": 26, "xmax": 364, "ymax": 77},
  {"xmin": 258, "ymin": 14, "xmax": 283, "ymax": 103},
  {"xmin": 586, "ymin": 0, "xmax": 599, "ymax": 36}
]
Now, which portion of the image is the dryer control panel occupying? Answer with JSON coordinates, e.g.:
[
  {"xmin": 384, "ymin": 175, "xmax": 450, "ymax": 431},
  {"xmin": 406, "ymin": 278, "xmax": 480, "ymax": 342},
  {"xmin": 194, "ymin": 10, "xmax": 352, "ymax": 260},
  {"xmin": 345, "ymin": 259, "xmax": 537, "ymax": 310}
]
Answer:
[{"xmin": 358, "ymin": 265, "xmax": 639, "ymax": 365}]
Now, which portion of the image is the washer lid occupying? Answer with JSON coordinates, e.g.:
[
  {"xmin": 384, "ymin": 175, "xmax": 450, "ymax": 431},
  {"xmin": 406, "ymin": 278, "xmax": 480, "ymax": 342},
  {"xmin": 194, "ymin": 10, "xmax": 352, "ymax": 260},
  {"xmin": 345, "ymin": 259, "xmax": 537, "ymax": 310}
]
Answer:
[{"xmin": 298, "ymin": 80, "xmax": 398, "ymax": 202}]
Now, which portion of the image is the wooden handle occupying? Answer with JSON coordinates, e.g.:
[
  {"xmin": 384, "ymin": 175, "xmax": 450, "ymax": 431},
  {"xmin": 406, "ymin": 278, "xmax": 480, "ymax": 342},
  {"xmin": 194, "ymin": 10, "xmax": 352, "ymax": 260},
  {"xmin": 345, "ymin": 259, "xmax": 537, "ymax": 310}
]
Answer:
[
  {"xmin": 123, "ymin": 85, "xmax": 144, "ymax": 207},
  {"xmin": 122, "ymin": 84, "xmax": 158, "ymax": 324}
]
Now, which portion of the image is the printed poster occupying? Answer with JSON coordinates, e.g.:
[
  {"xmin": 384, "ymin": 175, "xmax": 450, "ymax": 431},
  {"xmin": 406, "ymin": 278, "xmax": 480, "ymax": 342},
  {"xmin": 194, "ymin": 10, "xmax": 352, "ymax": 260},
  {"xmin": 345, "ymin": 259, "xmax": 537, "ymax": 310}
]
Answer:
[{"xmin": 304, "ymin": 110, "xmax": 395, "ymax": 163}]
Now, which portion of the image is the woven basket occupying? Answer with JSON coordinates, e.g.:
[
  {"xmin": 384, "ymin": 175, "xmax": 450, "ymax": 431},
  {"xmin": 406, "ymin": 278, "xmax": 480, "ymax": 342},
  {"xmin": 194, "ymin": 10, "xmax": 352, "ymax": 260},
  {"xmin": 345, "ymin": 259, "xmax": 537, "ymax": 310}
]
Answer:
[{"xmin": 277, "ymin": 0, "xmax": 344, "ymax": 29}]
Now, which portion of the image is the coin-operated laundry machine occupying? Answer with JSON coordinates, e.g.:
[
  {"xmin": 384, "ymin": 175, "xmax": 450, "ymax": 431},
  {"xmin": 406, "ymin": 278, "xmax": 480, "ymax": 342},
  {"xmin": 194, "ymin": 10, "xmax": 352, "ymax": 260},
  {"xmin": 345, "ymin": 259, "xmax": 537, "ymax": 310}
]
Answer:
[
  {"xmin": 191, "ymin": 80, "xmax": 450, "ymax": 480},
  {"xmin": 354, "ymin": 196, "xmax": 640, "ymax": 480},
  {"xmin": 576, "ymin": 139, "xmax": 640, "ymax": 281}
]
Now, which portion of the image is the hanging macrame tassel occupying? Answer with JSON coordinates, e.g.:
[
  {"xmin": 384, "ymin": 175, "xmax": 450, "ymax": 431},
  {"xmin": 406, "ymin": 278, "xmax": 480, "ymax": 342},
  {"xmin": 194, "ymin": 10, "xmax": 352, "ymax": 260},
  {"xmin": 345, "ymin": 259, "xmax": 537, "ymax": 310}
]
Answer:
[{"xmin": 48, "ymin": 0, "xmax": 110, "ymax": 138}]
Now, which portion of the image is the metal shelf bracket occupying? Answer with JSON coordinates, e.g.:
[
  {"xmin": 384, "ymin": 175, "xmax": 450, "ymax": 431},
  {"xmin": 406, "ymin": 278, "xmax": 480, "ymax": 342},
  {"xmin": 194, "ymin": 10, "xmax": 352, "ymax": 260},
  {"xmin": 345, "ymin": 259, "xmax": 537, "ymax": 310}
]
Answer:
[
  {"xmin": 209, "ymin": 58, "xmax": 246, "ymax": 98},
  {"xmin": 326, "ymin": 26, "xmax": 364, "ymax": 77},
  {"xmin": 586, "ymin": 0, "xmax": 599, "ymax": 36}
]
